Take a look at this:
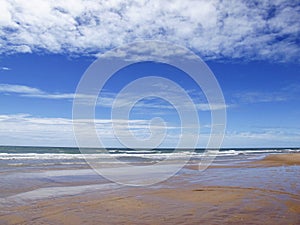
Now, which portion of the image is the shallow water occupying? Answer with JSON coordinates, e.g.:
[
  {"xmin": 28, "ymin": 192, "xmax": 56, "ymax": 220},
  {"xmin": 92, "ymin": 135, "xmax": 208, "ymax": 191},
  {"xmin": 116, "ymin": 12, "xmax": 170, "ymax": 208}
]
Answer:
[{"xmin": 0, "ymin": 147, "xmax": 300, "ymax": 224}]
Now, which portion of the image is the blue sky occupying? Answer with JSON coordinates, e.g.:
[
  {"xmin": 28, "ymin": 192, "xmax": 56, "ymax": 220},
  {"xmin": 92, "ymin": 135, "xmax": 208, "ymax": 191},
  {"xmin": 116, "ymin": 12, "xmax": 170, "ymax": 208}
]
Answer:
[{"xmin": 0, "ymin": 0, "xmax": 299, "ymax": 148}]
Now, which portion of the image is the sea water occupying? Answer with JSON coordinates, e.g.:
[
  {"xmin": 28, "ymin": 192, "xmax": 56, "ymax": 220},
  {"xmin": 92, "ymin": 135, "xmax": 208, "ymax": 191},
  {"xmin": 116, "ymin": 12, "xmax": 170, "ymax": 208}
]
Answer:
[{"xmin": 0, "ymin": 146, "xmax": 299, "ymax": 203}]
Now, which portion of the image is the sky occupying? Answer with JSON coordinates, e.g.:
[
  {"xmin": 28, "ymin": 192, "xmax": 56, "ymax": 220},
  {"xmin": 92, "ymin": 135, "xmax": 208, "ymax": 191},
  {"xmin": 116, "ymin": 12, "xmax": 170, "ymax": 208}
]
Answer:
[{"xmin": 0, "ymin": 0, "xmax": 300, "ymax": 148}]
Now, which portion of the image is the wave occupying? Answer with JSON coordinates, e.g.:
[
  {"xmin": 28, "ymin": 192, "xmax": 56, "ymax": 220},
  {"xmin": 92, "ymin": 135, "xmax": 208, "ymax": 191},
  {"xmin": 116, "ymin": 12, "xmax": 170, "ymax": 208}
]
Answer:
[
  {"xmin": 219, "ymin": 148, "xmax": 300, "ymax": 156},
  {"xmin": 0, "ymin": 148, "xmax": 299, "ymax": 161}
]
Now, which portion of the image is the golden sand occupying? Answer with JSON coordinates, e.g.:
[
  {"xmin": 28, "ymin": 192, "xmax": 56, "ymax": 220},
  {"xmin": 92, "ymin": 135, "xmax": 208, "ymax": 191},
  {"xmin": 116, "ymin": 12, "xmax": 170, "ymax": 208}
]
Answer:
[
  {"xmin": 1, "ymin": 184, "xmax": 300, "ymax": 224},
  {"xmin": 254, "ymin": 153, "xmax": 300, "ymax": 166}
]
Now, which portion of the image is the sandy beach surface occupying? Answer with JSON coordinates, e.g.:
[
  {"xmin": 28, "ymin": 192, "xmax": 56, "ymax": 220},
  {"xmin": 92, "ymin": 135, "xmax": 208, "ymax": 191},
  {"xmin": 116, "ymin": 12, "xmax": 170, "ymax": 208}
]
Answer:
[
  {"xmin": 253, "ymin": 153, "xmax": 300, "ymax": 166},
  {"xmin": 1, "ymin": 153, "xmax": 300, "ymax": 225}
]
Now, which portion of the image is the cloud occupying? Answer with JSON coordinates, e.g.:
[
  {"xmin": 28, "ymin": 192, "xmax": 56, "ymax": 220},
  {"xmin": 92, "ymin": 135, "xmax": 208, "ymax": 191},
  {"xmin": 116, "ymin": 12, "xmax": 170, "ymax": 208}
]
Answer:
[
  {"xmin": 0, "ymin": 83, "xmax": 229, "ymax": 111},
  {"xmin": 0, "ymin": 83, "xmax": 75, "ymax": 99},
  {"xmin": 0, "ymin": 114, "xmax": 182, "ymax": 147},
  {"xmin": 0, "ymin": 83, "xmax": 42, "ymax": 94},
  {"xmin": 0, "ymin": 114, "xmax": 299, "ymax": 147},
  {"xmin": 0, "ymin": 67, "xmax": 11, "ymax": 71},
  {"xmin": 232, "ymin": 84, "xmax": 300, "ymax": 104},
  {"xmin": 98, "ymin": 90, "xmax": 229, "ymax": 112},
  {"xmin": 98, "ymin": 41, "xmax": 198, "ymax": 62},
  {"xmin": 223, "ymin": 129, "xmax": 300, "ymax": 147},
  {"xmin": 233, "ymin": 91, "xmax": 287, "ymax": 103},
  {"xmin": 97, "ymin": 82, "xmax": 228, "ymax": 111},
  {"xmin": 0, "ymin": 114, "xmax": 76, "ymax": 146},
  {"xmin": 0, "ymin": 0, "xmax": 299, "ymax": 62}
]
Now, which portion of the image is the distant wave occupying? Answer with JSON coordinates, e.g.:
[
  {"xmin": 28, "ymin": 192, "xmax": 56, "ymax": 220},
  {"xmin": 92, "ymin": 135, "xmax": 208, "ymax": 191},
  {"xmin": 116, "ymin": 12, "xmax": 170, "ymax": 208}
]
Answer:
[{"xmin": 0, "ymin": 147, "xmax": 299, "ymax": 161}]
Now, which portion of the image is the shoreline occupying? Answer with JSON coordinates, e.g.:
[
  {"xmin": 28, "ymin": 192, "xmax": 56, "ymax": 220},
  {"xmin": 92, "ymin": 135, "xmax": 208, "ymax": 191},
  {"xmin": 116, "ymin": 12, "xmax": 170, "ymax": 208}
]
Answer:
[
  {"xmin": 1, "ymin": 152, "xmax": 299, "ymax": 224},
  {"xmin": 253, "ymin": 153, "xmax": 300, "ymax": 166},
  {"xmin": 186, "ymin": 152, "xmax": 300, "ymax": 170}
]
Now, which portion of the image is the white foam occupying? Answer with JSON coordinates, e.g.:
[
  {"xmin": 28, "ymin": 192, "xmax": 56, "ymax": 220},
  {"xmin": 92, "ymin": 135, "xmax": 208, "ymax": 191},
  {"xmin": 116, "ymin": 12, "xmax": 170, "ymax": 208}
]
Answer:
[{"xmin": 0, "ymin": 149, "xmax": 299, "ymax": 161}]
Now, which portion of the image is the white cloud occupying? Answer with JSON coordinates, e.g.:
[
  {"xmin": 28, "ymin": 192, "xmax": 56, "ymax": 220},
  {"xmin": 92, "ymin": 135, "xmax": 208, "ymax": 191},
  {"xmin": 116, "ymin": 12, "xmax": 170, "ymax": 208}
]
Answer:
[
  {"xmin": 233, "ymin": 91, "xmax": 287, "ymax": 103},
  {"xmin": 0, "ymin": 83, "xmax": 75, "ymax": 99},
  {"xmin": 0, "ymin": 0, "xmax": 299, "ymax": 62},
  {"xmin": 0, "ymin": 67, "xmax": 11, "ymax": 71},
  {"xmin": 0, "ymin": 114, "xmax": 181, "ymax": 147},
  {"xmin": 0, "ymin": 84, "xmax": 42, "ymax": 94},
  {"xmin": 232, "ymin": 84, "xmax": 300, "ymax": 104},
  {"xmin": 0, "ymin": 114, "xmax": 76, "ymax": 146},
  {"xmin": 97, "ymin": 84, "xmax": 228, "ymax": 111},
  {"xmin": 223, "ymin": 129, "xmax": 300, "ymax": 148},
  {"xmin": 0, "ymin": 83, "xmax": 229, "ymax": 111},
  {"xmin": 196, "ymin": 103, "xmax": 229, "ymax": 111},
  {"xmin": 0, "ymin": 114, "xmax": 299, "ymax": 147}
]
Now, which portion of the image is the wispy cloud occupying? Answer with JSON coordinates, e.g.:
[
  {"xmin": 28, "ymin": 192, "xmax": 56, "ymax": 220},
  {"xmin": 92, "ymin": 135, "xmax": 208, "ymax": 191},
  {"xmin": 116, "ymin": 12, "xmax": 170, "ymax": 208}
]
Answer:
[
  {"xmin": 98, "ymin": 93, "xmax": 229, "ymax": 112},
  {"xmin": 0, "ymin": 84, "xmax": 42, "ymax": 95},
  {"xmin": 233, "ymin": 91, "xmax": 287, "ymax": 104},
  {"xmin": 0, "ymin": 83, "xmax": 229, "ymax": 111},
  {"xmin": 0, "ymin": 114, "xmax": 76, "ymax": 146},
  {"xmin": 0, "ymin": 67, "xmax": 11, "ymax": 71},
  {"xmin": 223, "ymin": 129, "xmax": 300, "ymax": 147},
  {"xmin": 0, "ymin": 114, "xmax": 299, "ymax": 147},
  {"xmin": 0, "ymin": 83, "xmax": 75, "ymax": 99},
  {"xmin": 232, "ymin": 84, "xmax": 300, "ymax": 104},
  {"xmin": 0, "ymin": 0, "xmax": 299, "ymax": 62},
  {"xmin": 97, "ymin": 83, "xmax": 228, "ymax": 111},
  {"xmin": 0, "ymin": 114, "xmax": 180, "ymax": 147}
]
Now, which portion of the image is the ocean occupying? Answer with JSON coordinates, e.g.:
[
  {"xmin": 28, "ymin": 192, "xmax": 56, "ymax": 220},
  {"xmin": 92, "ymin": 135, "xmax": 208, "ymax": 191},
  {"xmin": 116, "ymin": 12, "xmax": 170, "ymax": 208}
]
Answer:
[
  {"xmin": 1, "ymin": 146, "xmax": 299, "ymax": 194},
  {"xmin": 1, "ymin": 146, "xmax": 299, "ymax": 171}
]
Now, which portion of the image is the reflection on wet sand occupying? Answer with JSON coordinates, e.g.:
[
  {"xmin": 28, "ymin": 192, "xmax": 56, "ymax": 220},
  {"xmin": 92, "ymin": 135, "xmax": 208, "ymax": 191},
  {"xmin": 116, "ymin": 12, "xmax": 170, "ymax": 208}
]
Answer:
[{"xmin": 1, "ymin": 154, "xmax": 299, "ymax": 225}]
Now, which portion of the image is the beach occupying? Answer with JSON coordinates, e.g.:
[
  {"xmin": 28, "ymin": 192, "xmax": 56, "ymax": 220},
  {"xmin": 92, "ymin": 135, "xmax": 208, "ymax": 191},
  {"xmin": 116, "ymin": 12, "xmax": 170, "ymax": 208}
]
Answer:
[
  {"xmin": 0, "ymin": 148, "xmax": 300, "ymax": 225},
  {"xmin": 254, "ymin": 153, "xmax": 300, "ymax": 166}
]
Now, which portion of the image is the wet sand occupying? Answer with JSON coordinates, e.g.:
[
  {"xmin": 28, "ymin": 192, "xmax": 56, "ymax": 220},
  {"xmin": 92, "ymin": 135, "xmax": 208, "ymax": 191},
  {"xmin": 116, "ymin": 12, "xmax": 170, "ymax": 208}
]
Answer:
[
  {"xmin": 254, "ymin": 153, "xmax": 300, "ymax": 166},
  {"xmin": 1, "ymin": 153, "xmax": 300, "ymax": 225},
  {"xmin": 1, "ymin": 186, "xmax": 299, "ymax": 225}
]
